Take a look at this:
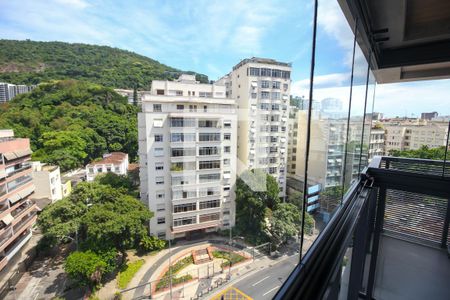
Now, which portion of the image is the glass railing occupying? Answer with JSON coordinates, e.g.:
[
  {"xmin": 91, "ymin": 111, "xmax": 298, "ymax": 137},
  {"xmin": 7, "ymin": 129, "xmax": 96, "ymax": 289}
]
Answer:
[{"xmin": 275, "ymin": 157, "xmax": 450, "ymax": 299}]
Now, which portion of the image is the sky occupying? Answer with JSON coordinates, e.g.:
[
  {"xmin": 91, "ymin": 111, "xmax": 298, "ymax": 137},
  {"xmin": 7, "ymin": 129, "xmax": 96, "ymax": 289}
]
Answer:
[{"xmin": 0, "ymin": 0, "xmax": 449, "ymax": 117}]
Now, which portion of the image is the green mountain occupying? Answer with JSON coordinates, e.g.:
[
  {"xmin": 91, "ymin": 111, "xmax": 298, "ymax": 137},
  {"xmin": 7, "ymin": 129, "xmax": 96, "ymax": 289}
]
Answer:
[
  {"xmin": 0, "ymin": 80, "xmax": 139, "ymax": 171},
  {"xmin": 0, "ymin": 39, "xmax": 208, "ymax": 89}
]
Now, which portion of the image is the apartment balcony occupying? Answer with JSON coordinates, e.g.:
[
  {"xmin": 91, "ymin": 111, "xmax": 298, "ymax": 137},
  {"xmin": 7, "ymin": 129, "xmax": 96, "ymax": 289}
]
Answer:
[
  {"xmin": 275, "ymin": 156, "xmax": 450, "ymax": 300},
  {"xmin": 6, "ymin": 163, "xmax": 32, "ymax": 178},
  {"xmin": 171, "ymin": 219, "xmax": 221, "ymax": 234}
]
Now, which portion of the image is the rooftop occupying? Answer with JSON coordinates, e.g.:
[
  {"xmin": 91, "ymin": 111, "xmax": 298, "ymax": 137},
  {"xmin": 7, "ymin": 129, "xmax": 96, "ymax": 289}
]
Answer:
[
  {"xmin": 232, "ymin": 57, "xmax": 292, "ymax": 70},
  {"xmin": 87, "ymin": 152, "xmax": 128, "ymax": 166}
]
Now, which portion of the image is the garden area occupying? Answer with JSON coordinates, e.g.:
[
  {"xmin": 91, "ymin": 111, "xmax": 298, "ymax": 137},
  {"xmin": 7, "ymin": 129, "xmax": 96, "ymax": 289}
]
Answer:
[
  {"xmin": 155, "ymin": 255, "xmax": 194, "ymax": 291},
  {"xmin": 211, "ymin": 250, "xmax": 247, "ymax": 267}
]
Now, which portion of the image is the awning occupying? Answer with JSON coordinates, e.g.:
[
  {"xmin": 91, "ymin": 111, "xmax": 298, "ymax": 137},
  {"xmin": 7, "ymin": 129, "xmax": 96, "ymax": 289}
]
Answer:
[
  {"xmin": 2, "ymin": 149, "xmax": 32, "ymax": 161},
  {"xmin": 1, "ymin": 213, "xmax": 14, "ymax": 225},
  {"xmin": 8, "ymin": 194, "xmax": 21, "ymax": 204},
  {"xmin": 19, "ymin": 186, "xmax": 35, "ymax": 199},
  {"xmin": 2, "ymin": 152, "xmax": 17, "ymax": 161},
  {"xmin": 251, "ymin": 82, "xmax": 258, "ymax": 87}
]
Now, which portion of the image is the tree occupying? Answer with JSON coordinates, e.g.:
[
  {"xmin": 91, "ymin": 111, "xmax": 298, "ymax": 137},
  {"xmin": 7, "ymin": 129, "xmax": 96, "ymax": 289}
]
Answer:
[
  {"xmin": 64, "ymin": 251, "xmax": 107, "ymax": 287},
  {"xmin": 95, "ymin": 172, "xmax": 138, "ymax": 197},
  {"xmin": 268, "ymin": 203, "xmax": 315, "ymax": 247},
  {"xmin": 235, "ymin": 170, "xmax": 281, "ymax": 243},
  {"xmin": 0, "ymin": 80, "xmax": 140, "ymax": 172},
  {"xmin": 389, "ymin": 145, "xmax": 447, "ymax": 160},
  {"xmin": 139, "ymin": 235, "xmax": 166, "ymax": 252}
]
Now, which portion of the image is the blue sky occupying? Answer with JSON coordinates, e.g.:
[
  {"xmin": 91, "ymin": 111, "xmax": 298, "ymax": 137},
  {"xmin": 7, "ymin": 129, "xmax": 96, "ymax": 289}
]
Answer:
[{"xmin": 1, "ymin": 0, "xmax": 449, "ymax": 117}]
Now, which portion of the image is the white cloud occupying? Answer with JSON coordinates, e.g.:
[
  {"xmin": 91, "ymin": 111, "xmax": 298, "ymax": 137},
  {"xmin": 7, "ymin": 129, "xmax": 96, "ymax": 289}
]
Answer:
[{"xmin": 54, "ymin": 0, "xmax": 90, "ymax": 9}]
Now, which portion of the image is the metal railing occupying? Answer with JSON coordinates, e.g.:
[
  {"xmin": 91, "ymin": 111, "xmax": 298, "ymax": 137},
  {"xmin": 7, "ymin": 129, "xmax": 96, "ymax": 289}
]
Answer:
[{"xmin": 274, "ymin": 156, "xmax": 450, "ymax": 300}]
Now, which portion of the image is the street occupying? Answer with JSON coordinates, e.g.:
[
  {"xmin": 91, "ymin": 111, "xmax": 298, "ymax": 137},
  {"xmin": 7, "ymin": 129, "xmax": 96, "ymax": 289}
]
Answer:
[{"xmin": 232, "ymin": 254, "xmax": 299, "ymax": 299}]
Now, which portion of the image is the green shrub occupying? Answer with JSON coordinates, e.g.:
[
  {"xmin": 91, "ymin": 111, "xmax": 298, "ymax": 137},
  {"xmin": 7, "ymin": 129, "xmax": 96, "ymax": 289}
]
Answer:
[
  {"xmin": 64, "ymin": 251, "xmax": 107, "ymax": 287},
  {"xmin": 117, "ymin": 260, "xmax": 144, "ymax": 289},
  {"xmin": 155, "ymin": 255, "xmax": 194, "ymax": 291},
  {"xmin": 212, "ymin": 250, "xmax": 246, "ymax": 267},
  {"xmin": 139, "ymin": 235, "xmax": 166, "ymax": 253}
]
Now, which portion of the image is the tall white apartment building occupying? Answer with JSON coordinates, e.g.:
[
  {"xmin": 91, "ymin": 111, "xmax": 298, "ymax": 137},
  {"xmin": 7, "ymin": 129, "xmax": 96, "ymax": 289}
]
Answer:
[
  {"xmin": 138, "ymin": 74, "xmax": 237, "ymax": 240},
  {"xmin": 219, "ymin": 58, "xmax": 292, "ymax": 197}
]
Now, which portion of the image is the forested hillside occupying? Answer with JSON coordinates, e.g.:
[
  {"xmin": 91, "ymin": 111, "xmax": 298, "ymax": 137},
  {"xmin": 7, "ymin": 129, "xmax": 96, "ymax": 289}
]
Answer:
[
  {"xmin": 0, "ymin": 80, "xmax": 138, "ymax": 171},
  {"xmin": 0, "ymin": 39, "xmax": 208, "ymax": 89}
]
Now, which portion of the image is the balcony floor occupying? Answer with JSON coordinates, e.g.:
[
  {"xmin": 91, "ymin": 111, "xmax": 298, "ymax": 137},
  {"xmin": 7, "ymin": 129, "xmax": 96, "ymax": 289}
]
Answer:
[{"xmin": 374, "ymin": 235, "xmax": 450, "ymax": 300}]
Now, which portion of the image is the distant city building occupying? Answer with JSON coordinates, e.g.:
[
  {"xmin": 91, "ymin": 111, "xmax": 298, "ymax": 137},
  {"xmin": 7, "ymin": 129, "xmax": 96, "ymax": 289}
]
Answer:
[
  {"xmin": 0, "ymin": 130, "xmax": 37, "ymax": 273},
  {"xmin": 85, "ymin": 152, "xmax": 129, "ymax": 182},
  {"xmin": 287, "ymin": 106, "xmax": 299, "ymax": 175},
  {"xmin": 0, "ymin": 82, "xmax": 36, "ymax": 103},
  {"xmin": 368, "ymin": 128, "xmax": 385, "ymax": 160},
  {"xmin": 384, "ymin": 121, "xmax": 449, "ymax": 153},
  {"xmin": 219, "ymin": 57, "xmax": 292, "ymax": 198},
  {"xmin": 139, "ymin": 74, "xmax": 237, "ymax": 240},
  {"xmin": 371, "ymin": 112, "xmax": 384, "ymax": 121},
  {"xmin": 114, "ymin": 89, "xmax": 149, "ymax": 105},
  {"xmin": 421, "ymin": 111, "xmax": 438, "ymax": 120},
  {"xmin": 31, "ymin": 162, "xmax": 64, "ymax": 203}
]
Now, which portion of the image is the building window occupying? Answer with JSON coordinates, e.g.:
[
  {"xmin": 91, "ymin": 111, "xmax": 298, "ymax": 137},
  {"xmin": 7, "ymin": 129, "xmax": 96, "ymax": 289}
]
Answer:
[
  {"xmin": 199, "ymin": 173, "xmax": 220, "ymax": 183},
  {"xmin": 261, "ymin": 68, "xmax": 271, "ymax": 76},
  {"xmin": 156, "ymin": 192, "xmax": 165, "ymax": 199},
  {"xmin": 155, "ymin": 134, "xmax": 163, "ymax": 142},
  {"xmin": 199, "ymin": 147, "xmax": 220, "ymax": 156},
  {"xmin": 189, "ymin": 105, "xmax": 197, "ymax": 112},
  {"xmin": 157, "ymin": 232, "xmax": 166, "ymax": 239},
  {"xmin": 223, "ymin": 120, "xmax": 231, "ymax": 128},
  {"xmin": 272, "ymin": 81, "xmax": 281, "ymax": 89},
  {"xmin": 204, "ymin": 105, "xmax": 207, "ymax": 112},
  {"xmin": 170, "ymin": 117, "xmax": 196, "ymax": 127},
  {"xmin": 153, "ymin": 104, "xmax": 162, "ymax": 112},
  {"xmin": 157, "ymin": 217, "xmax": 165, "ymax": 224},
  {"xmin": 272, "ymin": 69, "xmax": 282, "ymax": 78},
  {"xmin": 156, "ymin": 89, "xmax": 164, "ymax": 95},
  {"xmin": 199, "ymin": 199, "xmax": 220, "ymax": 209},
  {"xmin": 199, "ymin": 160, "xmax": 221, "ymax": 169},
  {"xmin": 260, "ymin": 91, "xmax": 270, "ymax": 99},
  {"xmin": 199, "ymin": 120, "xmax": 218, "ymax": 128},
  {"xmin": 224, "ymin": 133, "xmax": 231, "ymax": 140},
  {"xmin": 199, "ymin": 213, "xmax": 220, "ymax": 223},
  {"xmin": 223, "ymin": 159, "xmax": 230, "ymax": 166},
  {"xmin": 173, "ymin": 216, "xmax": 196, "ymax": 227},
  {"xmin": 171, "ymin": 148, "xmax": 196, "ymax": 157},
  {"xmin": 177, "ymin": 104, "xmax": 184, "ymax": 110},
  {"xmin": 171, "ymin": 133, "xmax": 196, "ymax": 142},
  {"xmin": 156, "ymin": 177, "xmax": 164, "ymax": 185},
  {"xmin": 283, "ymin": 83, "xmax": 289, "ymax": 91},
  {"xmin": 154, "ymin": 148, "xmax": 164, "ymax": 157},
  {"xmin": 224, "ymin": 146, "xmax": 231, "ymax": 153},
  {"xmin": 251, "ymin": 93, "xmax": 257, "ymax": 99},
  {"xmin": 260, "ymin": 81, "xmax": 270, "ymax": 88},
  {"xmin": 271, "ymin": 92, "xmax": 281, "ymax": 100},
  {"xmin": 199, "ymin": 133, "xmax": 220, "ymax": 141},
  {"xmin": 97, "ymin": 167, "xmax": 102, "ymax": 173},
  {"xmin": 157, "ymin": 204, "xmax": 165, "ymax": 212},
  {"xmin": 155, "ymin": 163, "xmax": 164, "ymax": 171},
  {"xmin": 174, "ymin": 203, "xmax": 197, "ymax": 213},
  {"xmin": 223, "ymin": 210, "xmax": 230, "ymax": 215},
  {"xmin": 249, "ymin": 67, "xmax": 260, "ymax": 76}
]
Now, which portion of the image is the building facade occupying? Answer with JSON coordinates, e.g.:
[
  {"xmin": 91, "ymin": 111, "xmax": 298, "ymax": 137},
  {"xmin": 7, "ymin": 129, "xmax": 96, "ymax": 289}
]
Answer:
[
  {"xmin": 368, "ymin": 128, "xmax": 385, "ymax": 160},
  {"xmin": 0, "ymin": 83, "xmax": 35, "ymax": 103},
  {"xmin": 31, "ymin": 162, "xmax": 63, "ymax": 203},
  {"xmin": 0, "ymin": 130, "xmax": 37, "ymax": 272},
  {"xmin": 85, "ymin": 152, "xmax": 129, "ymax": 182},
  {"xmin": 384, "ymin": 121, "xmax": 448, "ymax": 153},
  {"xmin": 138, "ymin": 74, "xmax": 237, "ymax": 240},
  {"xmin": 219, "ymin": 57, "xmax": 292, "ymax": 198}
]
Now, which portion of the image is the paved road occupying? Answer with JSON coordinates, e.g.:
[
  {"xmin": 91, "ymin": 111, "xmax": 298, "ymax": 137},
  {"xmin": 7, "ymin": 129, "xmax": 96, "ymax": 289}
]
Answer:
[{"xmin": 233, "ymin": 254, "xmax": 299, "ymax": 300}]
